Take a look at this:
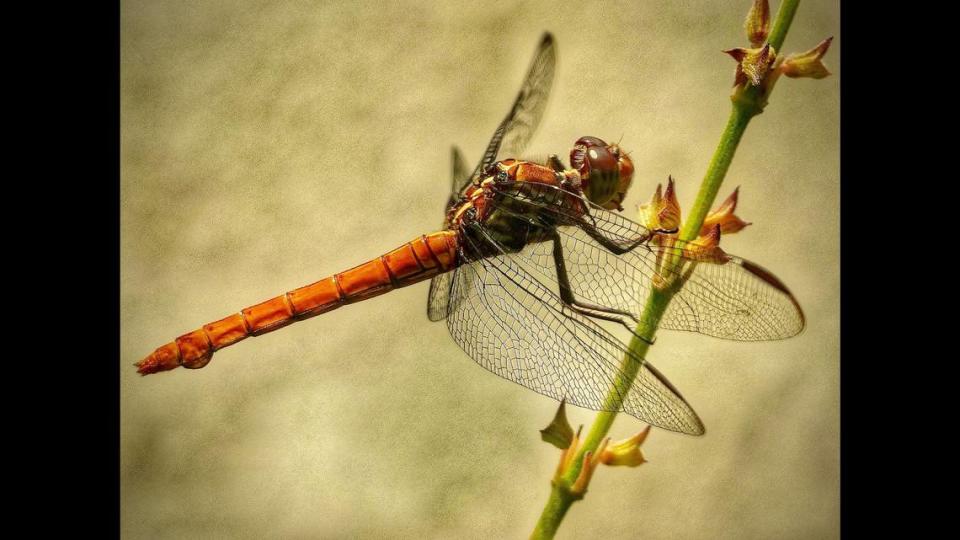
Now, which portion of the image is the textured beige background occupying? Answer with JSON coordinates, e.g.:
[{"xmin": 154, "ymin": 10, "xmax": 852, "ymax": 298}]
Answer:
[{"xmin": 121, "ymin": 1, "xmax": 839, "ymax": 538}]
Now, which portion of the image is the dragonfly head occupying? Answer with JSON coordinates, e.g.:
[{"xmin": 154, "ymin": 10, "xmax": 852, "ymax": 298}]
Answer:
[{"xmin": 569, "ymin": 136, "xmax": 634, "ymax": 211}]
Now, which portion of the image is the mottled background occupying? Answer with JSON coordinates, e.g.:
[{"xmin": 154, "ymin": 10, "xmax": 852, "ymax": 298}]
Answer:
[{"xmin": 121, "ymin": 1, "xmax": 839, "ymax": 538}]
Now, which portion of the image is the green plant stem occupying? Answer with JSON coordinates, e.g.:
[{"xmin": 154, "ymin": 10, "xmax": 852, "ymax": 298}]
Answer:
[
  {"xmin": 767, "ymin": 0, "xmax": 800, "ymax": 52},
  {"xmin": 531, "ymin": 483, "xmax": 576, "ymax": 539},
  {"xmin": 531, "ymin": 288, "xmax": 669, "ymax": 540},
  {"xmin": 677, "ymin": 105, "xmax": 754, "ymax": 243},
  {"xmin": 530, "ymin": 2, "xmax": 801, "ymax": 537}
]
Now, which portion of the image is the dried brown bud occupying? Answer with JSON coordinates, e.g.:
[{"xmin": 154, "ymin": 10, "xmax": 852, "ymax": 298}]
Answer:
[
  {"xmin": 781, "ymin": 37, "xmax": 833, "ymax": 79},
  {"xmin": 701, "ymin": 187, "xmax": 751, "ymax": 236},
  {"xmin": 685, "ymin": 224, "xmax": 729, "ymax": 262},
  {"xmin": 725, "ymin": 43, "xmax": 777, "ymax": 87},
  {"xmin": 638, "ymin": 183, "xmax": 663, "ymax": 231},
  {"xmin": 638, "ymin": 178, "xmax": 681, "ymax": 233},
  {"xmin": 744, "ymin": 0, "xmax": 771, "ymax": 47},
  {"xmin": 695, "ymin": 223, "xmax": 722, "ymax": 250},
  {"xmin": 658, "ymin": 177, "xmax": 682, "ymax": 231}
]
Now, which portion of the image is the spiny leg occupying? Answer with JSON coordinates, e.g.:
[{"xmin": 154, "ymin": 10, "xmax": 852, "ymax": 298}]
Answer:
[
  {"xmin": 547, "ymin": 154, "xmax": 565, "ymax": 172},
  {"xmin": 577, "ymin": 217, "xmax": 649, "ymax": 255},
  {"xmin": 575, "ymin": 199, "xmax": 679, "ymax": 254},
  {"xmin": 550, "ymin": 231, "xmax": 654, "ymax": 344}
]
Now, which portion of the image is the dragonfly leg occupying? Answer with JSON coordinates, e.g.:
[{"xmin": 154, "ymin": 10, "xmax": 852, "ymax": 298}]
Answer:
[
  {"xmin": 575, "ymin": 210, "xmax": 650, "ymax": 255},
  {"xmin": 547, "ymin": 154, "xmax": 565, "ymax": 172},
  {"xmin": 550, "ymin": 232, "xmax": 655, "ymax": 345}
]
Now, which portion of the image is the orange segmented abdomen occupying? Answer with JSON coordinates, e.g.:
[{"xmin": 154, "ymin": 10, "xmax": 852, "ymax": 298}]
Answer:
[{"xmin": 136, "ymin": 230, "xmax": 460, "ymax": 375}]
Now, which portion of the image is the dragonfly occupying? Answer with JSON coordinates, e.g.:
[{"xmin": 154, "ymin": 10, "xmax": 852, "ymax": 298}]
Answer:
[{"xmin": 136, "ymin": 33, "xmax": 805, "ymax": 435}]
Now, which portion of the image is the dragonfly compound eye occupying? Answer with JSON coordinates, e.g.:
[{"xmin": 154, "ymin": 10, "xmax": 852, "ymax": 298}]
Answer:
[
  {"xmin": 570, "ymin": 136, "xmax": 621, "ymax": 207},
  {"xmin": 602, "ymin": 143, "xmax": 634, "ymax": 211}
]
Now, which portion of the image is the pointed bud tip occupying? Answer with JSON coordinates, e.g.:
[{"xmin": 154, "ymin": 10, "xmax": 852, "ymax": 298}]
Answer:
[
  {"xmin": 658, "ymin": 178, "xmax": 682, "ymax": 231},
  {"xmin": 745, "ymin": 0, "xmax": 771, "ymax": 47},
  {"xmin": 819, "ymin": 36, "xmax": 834, "ymax": 53},
  {"xmin": 702, "ymin": 186, "xmax": 751, "ymax": 236},
  {"xmin": 599, "ymin": 426, "xmax": 652, "ymax": 467},
  {"xmin": 718, "ymin": 188, "xmax": 739, "ymax": 212},
  {"xmin": 639, "ymin": 183, "xmax": 668, "ymax": 229},
  {"xmin": 664, "ymin": 176, "xmax": 677, "ymax": 197},
  {"xmin": 781, "ymin": 37, "xmax": 834, "ymax": 79},
  {"xmin": 687, "ymin": 224, "xmax": 726, "ymax": 260},
  {"xmin": 539, "ymin": 399, "xmax": 575, "ymax": 449},
  {"xmin": 723, "ymin": 48, "xmax": 748, "ymax": 62}
]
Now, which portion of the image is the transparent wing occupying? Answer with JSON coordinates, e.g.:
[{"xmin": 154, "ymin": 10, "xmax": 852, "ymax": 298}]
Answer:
[
  {"xmin": 448, "ymin": 145, "xmax": 471, "ymax": 208},
  {"xmin": 428, "ymin": 146, "xmax": 473, "ymax": 322},
  {"xmin": 446, "ymin": 222, "xmax": 704, "ymax": 435},
  {"xmin": 492, "ymin": 182, "xmax": 806, "ymax": 341},
  {"xmin": 435, "ymin": 33, "xmax": 555, "ymax": 322},
  {"xmin": 428, "ymin": 270, "xmax": 457, "ymax": 322},
  {"xmin": 471, "ymin": 32, "xmax": 556, "ymax": 180}
]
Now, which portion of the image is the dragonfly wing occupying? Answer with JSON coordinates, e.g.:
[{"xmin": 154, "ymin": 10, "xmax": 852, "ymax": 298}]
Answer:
[
  {"xmin": 447, "ymin": 145, "xmax": 471, "ymax": 209},
  {"xmin": 471, "ymin": 33, "xmax": 557, "ymax": 180},
  {"xmin": 428, "ymin": 270, "xmax": 460, "ymax": 322},
  {"xmin": 660, "ymin": 254, "xmax": 805, "ymax": 340},
  {"xmin": 435, "ymin": 33, "xmax": 555, "ymax": 321},
  {"xmin": 447, "ymin": 223, "xmax": 704, "ymax": 435},
  {"xmin": 492, "ymin": 182, "xmax": 806, "ymax": 341}
]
